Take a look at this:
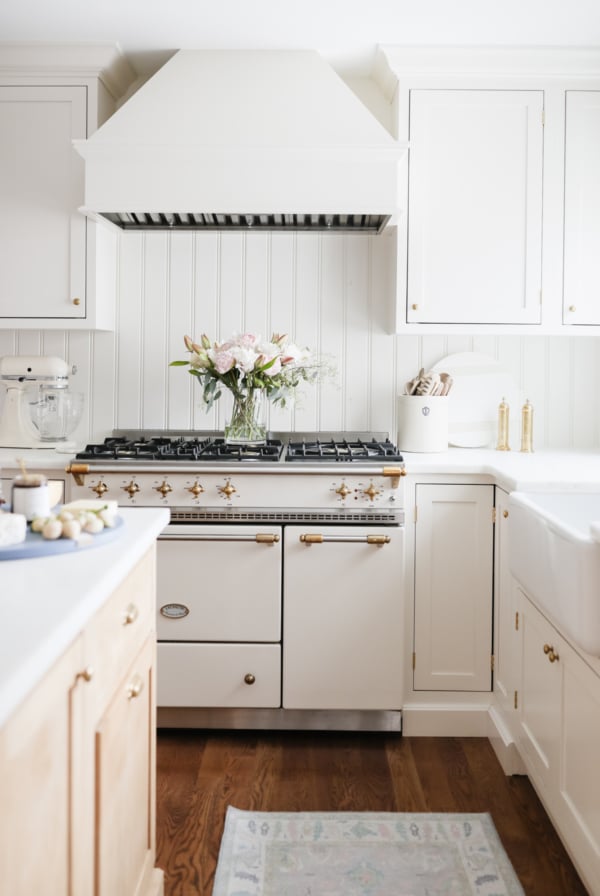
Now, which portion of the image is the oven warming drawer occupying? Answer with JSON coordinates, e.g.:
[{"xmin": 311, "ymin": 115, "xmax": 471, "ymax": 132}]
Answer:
[{"xmin": 157, "ymin": 643, "xmax": 281, "ymax": 708}]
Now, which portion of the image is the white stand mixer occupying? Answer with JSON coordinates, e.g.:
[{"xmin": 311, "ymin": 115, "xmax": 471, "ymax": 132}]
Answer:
[{"xmin": 0, "ymin": 356, "xmax": 83, "ymax": 449}]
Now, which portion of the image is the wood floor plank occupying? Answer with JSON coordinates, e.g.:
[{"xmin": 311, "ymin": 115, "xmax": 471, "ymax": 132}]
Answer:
[{"xmin": 155, "ymin": 731, "xmax": 589, "ymax": 896}]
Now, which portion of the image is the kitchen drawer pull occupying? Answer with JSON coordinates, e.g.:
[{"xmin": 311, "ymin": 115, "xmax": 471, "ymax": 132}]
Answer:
[
  {"xmin": 160, "ymin": 533, "xmax": 279, "ymax": 543},
  {"xmin": 300, "ymin": 533, "xmax": 391, "ymax": 545},
  {"xmin": 122, "ymin": 603, "xmax": 139, "ymax": 625},
  {"xmin": 127, "ymin": 676, "xmax": 145, "ymax": 700},
  {"xmin": 544, "ymin": 643, "xmax": 560, "ymax": 663},
  {"xmin": 244, "ymin": 673, "xmax": 256, "ymax": 685}
]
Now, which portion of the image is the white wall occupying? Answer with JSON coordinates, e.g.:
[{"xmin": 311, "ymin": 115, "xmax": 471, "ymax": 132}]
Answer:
[{"xmin": 1, "ymin": 229, "xmax": 598, "ymax": 451}]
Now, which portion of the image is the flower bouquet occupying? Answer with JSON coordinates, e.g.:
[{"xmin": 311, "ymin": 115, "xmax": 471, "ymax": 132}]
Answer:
[{"xmin": 171, "ymin": 332, "xmax": 328, "ymax": 443}]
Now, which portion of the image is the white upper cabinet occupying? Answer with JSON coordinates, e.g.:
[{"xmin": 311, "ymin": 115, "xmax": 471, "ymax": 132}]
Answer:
[
  {"xmin": 563, "ymin": 91, "xmax": 600, "ymax": 326},
  {"xmin": 379, "ymin": 46, "xmax": 600, "ymax": 334},
  {"xmin": 0, "ymin": 44, "xmax": 134, "ymax": 330},
  {"xmin": 0, "ymin": 85, "xmax": 88, "ymax": 322},
  {"xmin": 406, "ymin": 89, "xmax": 543, "ymax": 326}
]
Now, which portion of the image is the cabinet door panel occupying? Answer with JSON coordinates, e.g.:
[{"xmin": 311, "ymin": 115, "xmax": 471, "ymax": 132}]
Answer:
[
  {"xmin": 563, "ymin": 90, "xmax": 600, "ymax": 325},
  {"xmin": 518, "ymin": 592, "xmax": 561, "ymax": 796},
  {"xmin": 414, "ymin": 484, "xmax": 493, "ymax": 690},
  {"xmin": 95, "ymin": 636, "xmax": 156, "ymax": 896},
  {"xmin": 407, "ymin": 89, "xmax": 543, "ymax": 325},
  {"xmin": 0, "ymin": 85, "xmax": 86, "ymax": 320}
]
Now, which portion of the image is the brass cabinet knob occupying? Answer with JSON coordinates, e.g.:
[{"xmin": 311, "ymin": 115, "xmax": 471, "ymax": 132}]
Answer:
[
  {"xmin": 411, "ymin": 303, "xmax": 418, "ymax": 310},
  {"xmin": 543, "ymin": 644, "xmax": 551, "ymax": 654},
  {"xmin": 72, "ymin": 297, "xmax": 81, "ymax": 306},
  {"xmin": 543, "ymin": 643, "xmax": 560, "ymax": 663},
  {"xmin": 92, "ymin": 481, "xmax": 109, "ymax": 497},
  {"xmin": 127, "ymin": 676, "xmax": 144, "ymax": 699},
  {"xmin": 122, "ymin": 604, "xmax": 139, "ymax": 626},
  {"xmin": 244, "ymin": 673, "xmax": 256, "ymax": 685},
  {"xmin": 503, "ymin": 509, "xmax": 509, "ymax": 518},
  {"xmin": 77, "ymin": 665, "xmax": 94, "ymax": 683},
  {"xmin": 569, "ymin": 305, "xmax": 576, "ymax": 312}
]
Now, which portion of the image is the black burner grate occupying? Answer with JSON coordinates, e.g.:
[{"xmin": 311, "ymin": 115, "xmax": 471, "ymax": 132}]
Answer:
[
  {"xmin": 285, "ymin": 438, "xmax": 403, "ymax": 463},
  {"xmin": 75, "ymin": 436, "xmax": 283, "ymax": 462}
]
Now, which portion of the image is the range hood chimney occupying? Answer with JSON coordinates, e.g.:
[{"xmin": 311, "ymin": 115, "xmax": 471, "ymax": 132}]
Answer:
[{"xmin": 74, "ymin": 50, "xmax": 405, "ymax": 233}]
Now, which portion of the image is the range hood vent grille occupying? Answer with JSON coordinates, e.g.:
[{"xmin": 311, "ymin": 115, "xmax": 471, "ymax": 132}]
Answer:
[{"xmin": 100, "ymin": 212, "xmax": 391, "ymax": 233}]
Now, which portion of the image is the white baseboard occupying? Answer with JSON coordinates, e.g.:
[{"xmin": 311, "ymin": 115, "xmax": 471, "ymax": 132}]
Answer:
[
  {"xmin": 486, "ymin": 705, "xmax": 527, "ymax": 776},
  {"xmin": 402, "ymin": 702, "xmax": 490, "ymax": 736}
]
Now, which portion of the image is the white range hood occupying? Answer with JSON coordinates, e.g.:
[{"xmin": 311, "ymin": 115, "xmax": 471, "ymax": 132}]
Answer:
[{"xmin": 74, "ymin": 49, "xmax": 405, "ymax": 233}]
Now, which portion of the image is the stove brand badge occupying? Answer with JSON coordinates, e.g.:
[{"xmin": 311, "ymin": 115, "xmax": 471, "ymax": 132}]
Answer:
[{"xmin": 160, "ymin": 603, "xmax": 190, "ymax": 619}]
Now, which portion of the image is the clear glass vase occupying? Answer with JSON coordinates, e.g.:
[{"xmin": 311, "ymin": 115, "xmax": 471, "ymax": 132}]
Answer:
[{"xmin": 224, "ymin": 389, "xmax": 267, "ymax": 445}]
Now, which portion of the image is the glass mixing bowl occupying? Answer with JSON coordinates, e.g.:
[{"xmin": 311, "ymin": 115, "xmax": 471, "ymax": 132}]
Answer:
[{"xmin": 28, "ymin": 388, "xmax": 84, "ymax": 441}]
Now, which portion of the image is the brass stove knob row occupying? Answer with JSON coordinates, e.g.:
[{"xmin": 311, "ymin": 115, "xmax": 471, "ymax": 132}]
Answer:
[
  {"xmin": 122, "ymin": 481, "xmax": 140, "ymax": 499},
  {"xmin": 92, "ymin": 481, "xmax": 109, "ymax": 498},
  {"xmin": 186, "ymin": 480, "xmax": 204, "ymax": 498},
  {"xmin": 363, "ymin": 483, "xmax": 381, "ymax": 501},
  {"xmin": 218, "ymin": 480, "xmax": 237, "ymax": 499}
]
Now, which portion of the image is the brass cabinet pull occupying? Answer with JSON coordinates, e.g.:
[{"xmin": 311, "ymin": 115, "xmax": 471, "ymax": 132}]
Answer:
[
  {"xmin": 503, "ymin": 509, "xmax": 509, "ymax": 518},
  {"xmin": 122, "ymin": 603, "xmax": 139, "ymax": 625},
  {"xmin": 72, "ymin": 297, "xmax": 81, "ymax": 306},
  {"xmin": 127, "ymin": 676, "xmax": 144, "ymax": 699},
  {"xmin": 244, "ymin": 674, "xmax": 256, "ymax": 685},
  {"xmin": 160, "ymin": 532, "xmax": 279, "ymax": 543},
  {"xmin": 255, "ymin": 533, "xmax": 280, "ymax": 544},
  {"xmin": 543, "ymin": 643, "xmax": 560, "ymax": 663},
  {"xmin": 300, "ymin": 533, "xmax": 390, "ymax": 545}
]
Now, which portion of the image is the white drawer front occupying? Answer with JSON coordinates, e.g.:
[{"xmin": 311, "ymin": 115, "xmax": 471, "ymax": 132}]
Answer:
[{"xmin": 157, "ymin": 643, "xmax": 281, "ymax": 708}]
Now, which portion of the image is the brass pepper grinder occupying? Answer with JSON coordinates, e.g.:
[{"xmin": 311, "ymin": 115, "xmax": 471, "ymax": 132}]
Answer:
[
  {"xmin": 496, "ymin": 397, "xmax": 510, "ymax": 451},
  {"xmin": 520, "ymin": 399, "xmax": 534, "ymax": 453}
]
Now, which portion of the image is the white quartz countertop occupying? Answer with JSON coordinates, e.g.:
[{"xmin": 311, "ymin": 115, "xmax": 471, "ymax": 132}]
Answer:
[
  {"xmin": 401, "ymin": 447, "xmax": 600, "ymax": 492},
  {"xmin": 0, "ymin": 506, "xmax": 169, "ymax": 729}
]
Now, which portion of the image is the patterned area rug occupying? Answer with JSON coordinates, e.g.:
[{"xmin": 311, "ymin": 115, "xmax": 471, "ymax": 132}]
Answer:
[{"xmin": 212, "ymin": 807, "xmax": 525, "ymax": 896}]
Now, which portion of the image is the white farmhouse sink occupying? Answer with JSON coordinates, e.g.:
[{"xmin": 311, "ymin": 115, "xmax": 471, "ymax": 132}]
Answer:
[{"xmin": 509, "ymin": 491, "xmax": 600, "ymax": 656}]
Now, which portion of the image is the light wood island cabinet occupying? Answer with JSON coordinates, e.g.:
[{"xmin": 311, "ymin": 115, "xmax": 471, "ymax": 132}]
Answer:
[{"xmin": 0, "ymin": 511, "xmax": 166, "ymax": 896}]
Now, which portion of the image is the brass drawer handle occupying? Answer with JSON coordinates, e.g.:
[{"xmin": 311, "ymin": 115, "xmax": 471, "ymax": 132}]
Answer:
[
  {"xmin": 127, "ymin": 676, "xmax": 144, "ymax": 699},
  {"xmin": 122, "ymin": 604, "xmax": 139, "ymax": 626}
]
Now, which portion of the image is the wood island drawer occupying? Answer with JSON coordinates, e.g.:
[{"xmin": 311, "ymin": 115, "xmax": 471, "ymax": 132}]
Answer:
[
  {"xmin": 157, "ymin": 643, "xmax": 281, "ymax": 708},
  {"xmin": 82, "ymin": 547, "xmax": 156, "ymax": 713}
]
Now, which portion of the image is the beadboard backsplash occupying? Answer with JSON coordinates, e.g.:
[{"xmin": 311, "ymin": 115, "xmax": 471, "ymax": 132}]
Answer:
[{"xmin": 1, "ymin": 230, "xmax": 599, "ymax": 451}]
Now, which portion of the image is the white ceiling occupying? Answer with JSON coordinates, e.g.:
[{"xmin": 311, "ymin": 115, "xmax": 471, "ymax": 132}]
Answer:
[{"xmin": 2, "ymin": 0, "xmax": 600, "ymax": 79}]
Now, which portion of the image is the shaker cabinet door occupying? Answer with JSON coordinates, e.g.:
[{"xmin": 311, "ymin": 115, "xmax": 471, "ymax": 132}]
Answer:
[
  {"xmin": 0, "ymin": 85, "xmax": 87, "ymax": 321},
  {"xmin": 406, "ymin": 89, "xmax": 544, "ymax": 325},
  {"xmin": 563, "ymin": 90, "xmax": 600, "ymax": 325}
]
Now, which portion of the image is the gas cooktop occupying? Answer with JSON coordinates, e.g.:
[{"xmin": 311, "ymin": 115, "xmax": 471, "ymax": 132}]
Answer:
[{"xmin": 74, "ymin": 432, "xmax": 404, "ymax": 464}]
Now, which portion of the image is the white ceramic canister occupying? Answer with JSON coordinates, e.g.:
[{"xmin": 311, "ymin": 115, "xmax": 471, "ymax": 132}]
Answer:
[
  {"xmin": 11, "ymin": 474, "xmax": 51, "ymax": 521},
  {"xmin": 397, "ymin": 395, "xmax": 449, "ymax": 453}
]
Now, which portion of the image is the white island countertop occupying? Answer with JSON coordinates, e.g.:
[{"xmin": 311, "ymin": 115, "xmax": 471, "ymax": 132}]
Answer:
[{"xmin": 0, "ymin": 506, "xmax": 169, "ymax": 729}]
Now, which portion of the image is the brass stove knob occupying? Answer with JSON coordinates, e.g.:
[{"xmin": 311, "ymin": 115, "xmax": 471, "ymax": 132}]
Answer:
[
  {"xmin": 218, "ymin": 479, "xmax": 237, "ymax": 499},
  {"xmin": 335, "ymin": 482, "xmax": 352, "ymax": 499},
  {"xmin": 92, "ymin": 481, "xmax": 109, "ymax": 498},
  {"xmin": 122, "ymin": 480, "xmax": 140, "ymax": 499},
  {"xmin": 363, "ymin": 483, "xmax": 381, "ymax": 501},
  {"xmin": 186, "ymin": 480, "xmax": 204, "ymax": 498},
  {"xmin": 154, "ymin": 480, "xmax": 173, "ymax": 499}
]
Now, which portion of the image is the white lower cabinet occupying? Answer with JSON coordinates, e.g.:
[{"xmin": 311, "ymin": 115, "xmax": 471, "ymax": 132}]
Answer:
[
  {"xmin": 413, "ymin": 483, "xmax": 494, "ymax": 691},
  {"xmin": 282, "ymin": 525, "xmax": 404, "ymax": 710},
  {"xmin": 517, "ymin": 589, "xmax": 600, "ymax": 895}
]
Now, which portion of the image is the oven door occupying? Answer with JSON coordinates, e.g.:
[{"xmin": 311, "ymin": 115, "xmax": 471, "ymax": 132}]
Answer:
[
  {"xmin": 156, "ymin": 523, "xmax": 282, "ymax": 709},
  {"xmin": 282, "ymin": 524, "xmax": 404, "ymax": 711}
]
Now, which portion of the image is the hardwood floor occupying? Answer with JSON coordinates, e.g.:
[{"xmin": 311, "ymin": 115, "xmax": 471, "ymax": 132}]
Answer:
[{"xmin": 156, "ymin": 730, "xmax": 589, "ymax": 896}]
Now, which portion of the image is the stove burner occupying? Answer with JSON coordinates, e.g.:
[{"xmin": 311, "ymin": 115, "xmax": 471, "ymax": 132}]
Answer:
[{"xmin": 285, "ymin": 438, "xmax": 403, "ymax": 463}]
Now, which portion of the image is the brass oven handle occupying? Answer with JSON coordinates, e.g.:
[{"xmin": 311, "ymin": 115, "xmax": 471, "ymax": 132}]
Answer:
[
  {"xmin": 300, "ymin": 534, "xmax": 391, "ymax": 545},
  {"xmin": 160, "ymin": 533, "xmax": 279, "ymax": 544}
]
